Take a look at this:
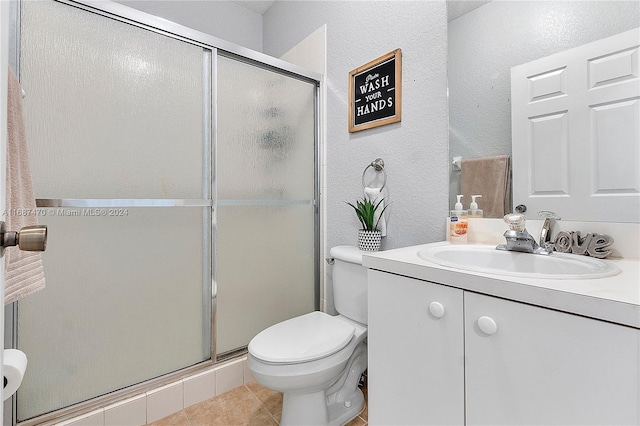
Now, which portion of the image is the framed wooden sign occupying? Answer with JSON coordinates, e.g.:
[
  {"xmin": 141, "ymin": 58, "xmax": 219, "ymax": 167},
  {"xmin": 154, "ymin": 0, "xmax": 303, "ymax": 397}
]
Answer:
[{"xmin": 349, "ymin": 49, "xmax": 402, "ymax": 133}]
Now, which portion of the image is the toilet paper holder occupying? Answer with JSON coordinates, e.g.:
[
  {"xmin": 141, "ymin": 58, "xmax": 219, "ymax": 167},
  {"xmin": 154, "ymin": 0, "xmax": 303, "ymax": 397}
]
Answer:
[{"xmin": 3, "ymin": 349, "xmax": 28, "ymax": 401}]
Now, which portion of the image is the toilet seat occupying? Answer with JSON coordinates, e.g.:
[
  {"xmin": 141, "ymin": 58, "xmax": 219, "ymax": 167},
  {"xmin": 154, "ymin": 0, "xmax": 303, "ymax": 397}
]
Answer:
[{"xmin": 249, "ymin": 311, "xmax": 355, "ymax": 364}]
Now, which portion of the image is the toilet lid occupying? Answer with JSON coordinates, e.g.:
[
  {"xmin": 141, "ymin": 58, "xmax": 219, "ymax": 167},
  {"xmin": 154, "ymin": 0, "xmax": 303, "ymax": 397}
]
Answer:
[{"xmin": 248, "ymin": 311, "xmax": 355, "ymax": 364}]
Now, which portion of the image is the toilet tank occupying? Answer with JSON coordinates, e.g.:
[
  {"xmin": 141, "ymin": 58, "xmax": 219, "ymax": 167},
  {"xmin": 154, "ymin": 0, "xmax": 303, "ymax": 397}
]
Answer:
[{"xmin": 330, "ymin": 246, "xmax": 368, "ymax": 325}]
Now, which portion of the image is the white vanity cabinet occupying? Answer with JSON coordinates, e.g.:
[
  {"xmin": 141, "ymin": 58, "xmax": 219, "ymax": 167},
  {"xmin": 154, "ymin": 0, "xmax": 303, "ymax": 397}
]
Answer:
[
  {"xmin": 465, "ymin": 291, "xmax": 639, "ymax": 425},
  {"xmin": 368, "ymin": 269, "xmax": 640, "ymax": 425},
  {"xmin": 368, "ymin": 270, "xmax": 465, "ymax": 425}
]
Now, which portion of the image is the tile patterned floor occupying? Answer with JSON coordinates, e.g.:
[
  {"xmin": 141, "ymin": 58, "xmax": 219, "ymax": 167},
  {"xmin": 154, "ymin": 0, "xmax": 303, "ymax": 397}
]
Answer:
[{"xmin": 149, "ymin": 381, "xmax": 368, "ymax": 426}]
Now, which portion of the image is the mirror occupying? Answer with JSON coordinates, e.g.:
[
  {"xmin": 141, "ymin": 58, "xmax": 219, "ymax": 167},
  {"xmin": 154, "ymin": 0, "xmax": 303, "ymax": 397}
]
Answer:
[{"xmin": 448, "ymin": 0, "xmax": 639, "ymax": 220}]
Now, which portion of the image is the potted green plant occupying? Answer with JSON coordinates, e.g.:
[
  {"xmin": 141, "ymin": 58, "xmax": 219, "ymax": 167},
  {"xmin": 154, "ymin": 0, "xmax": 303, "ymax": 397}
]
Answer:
[{"xmin": 346, "ymin": 197, "xmax": 388, "ymax": 251}]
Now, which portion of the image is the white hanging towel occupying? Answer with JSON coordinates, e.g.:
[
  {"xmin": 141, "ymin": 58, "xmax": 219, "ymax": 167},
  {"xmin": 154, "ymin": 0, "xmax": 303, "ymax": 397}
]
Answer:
[{"xmin": 363, "ymin": 186, "xmax": 387, "ymax": 237}]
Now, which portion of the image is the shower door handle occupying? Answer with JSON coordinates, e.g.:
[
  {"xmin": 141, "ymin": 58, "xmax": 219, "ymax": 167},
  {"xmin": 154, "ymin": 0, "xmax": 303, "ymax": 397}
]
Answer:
[{"xmin": 0, "ymin": 221, "xmax": 47, "ymax": 257}]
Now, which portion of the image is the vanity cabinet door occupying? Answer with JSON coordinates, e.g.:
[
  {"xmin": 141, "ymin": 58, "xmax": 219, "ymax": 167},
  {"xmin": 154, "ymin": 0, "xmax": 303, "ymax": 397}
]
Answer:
[
  {"xmin": 464, "ymin": 292, "xmax": 640, "ymax": 426},
  {"xmin": 368, "ymin": 270, "xmax": 465, "ymax": 425}
]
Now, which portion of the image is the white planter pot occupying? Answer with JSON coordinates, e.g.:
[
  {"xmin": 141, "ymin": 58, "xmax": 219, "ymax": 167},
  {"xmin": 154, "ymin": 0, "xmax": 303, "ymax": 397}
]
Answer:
[{"xmin": 358, "ymin": 229, "xmax": 382, "ymax": 251}]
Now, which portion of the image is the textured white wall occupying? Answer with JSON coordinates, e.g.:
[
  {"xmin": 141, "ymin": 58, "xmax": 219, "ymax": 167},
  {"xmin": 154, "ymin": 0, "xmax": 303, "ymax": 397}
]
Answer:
[
  {"xmin": 114, "ymin": 0, "xmax": 264, "ymax": 52},
  {"xmin": 263, "ymin": 1, "xmax": 449, "ymax": 254},
  {"xmin": 448, "ymin": 1, "xmax": 640, "ymax": 210}
]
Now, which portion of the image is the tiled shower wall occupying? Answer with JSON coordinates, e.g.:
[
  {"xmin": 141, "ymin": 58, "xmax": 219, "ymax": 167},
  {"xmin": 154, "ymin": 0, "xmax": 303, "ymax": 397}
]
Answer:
[{"xmin": 53, "ymin": 358, "xmax": 253, "ymax": 426}]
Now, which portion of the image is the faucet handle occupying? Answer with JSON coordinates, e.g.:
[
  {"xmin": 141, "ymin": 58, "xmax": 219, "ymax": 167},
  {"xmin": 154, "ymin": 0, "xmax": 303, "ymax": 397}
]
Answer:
[{"xmin": 503, "ymin": 213, "xmax": 526, "ymax": 232}]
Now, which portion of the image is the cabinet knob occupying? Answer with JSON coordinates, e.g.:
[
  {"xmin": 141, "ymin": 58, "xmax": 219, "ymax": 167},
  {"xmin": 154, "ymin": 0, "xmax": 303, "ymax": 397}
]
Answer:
[
  {"xmin": 429, "ymin": 302, "xmax": 445, "ymax": 318},
  {"xmin": 477, "ymin": 316, "xmax": 498, "ymax": 335}
]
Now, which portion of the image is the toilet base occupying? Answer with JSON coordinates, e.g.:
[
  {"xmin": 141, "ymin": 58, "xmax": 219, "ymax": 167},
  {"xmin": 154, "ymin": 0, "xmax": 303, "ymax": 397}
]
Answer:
[
  {"xmin": 279, "ymin": 341, "xmax": 367, "ymax": 426},
  {"xmin": 281, "ymin": 390, "xmax": 327, "ymax": 425},
  {"xmin": 280, "ymin": 388, "xmax": 364, "ymax": 426},
  {"xmin": 327, "ymin": 387, "xmax": 365, "ymax": 426}
]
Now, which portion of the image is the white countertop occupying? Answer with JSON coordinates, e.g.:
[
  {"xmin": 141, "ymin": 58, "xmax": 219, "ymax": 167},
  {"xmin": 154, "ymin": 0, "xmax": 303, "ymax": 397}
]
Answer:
[{"xmin": 362, "ymin": 241, "xmax": 640, "ymax": 328}]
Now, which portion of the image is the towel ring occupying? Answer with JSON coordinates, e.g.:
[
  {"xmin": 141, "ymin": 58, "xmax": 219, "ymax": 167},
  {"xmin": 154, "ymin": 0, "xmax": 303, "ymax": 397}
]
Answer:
[{"xmin": 362, "ymin": 158, "xmax": 387, "ymax": 190}]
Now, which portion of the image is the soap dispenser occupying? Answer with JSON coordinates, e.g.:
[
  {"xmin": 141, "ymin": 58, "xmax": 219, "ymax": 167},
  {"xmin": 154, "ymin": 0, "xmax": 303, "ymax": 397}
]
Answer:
[
  {"xmin": 450, "ymin": 195, "xmax": 468, "ymax": 244},
  {"xmin": 469, "ymin": 195, "xmax": 483, "ymax": 218}
]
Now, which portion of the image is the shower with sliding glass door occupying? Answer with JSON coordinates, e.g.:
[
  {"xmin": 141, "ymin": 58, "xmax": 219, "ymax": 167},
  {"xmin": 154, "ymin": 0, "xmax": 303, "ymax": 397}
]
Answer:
[{"xmin": 9, "ymin": 0, "xmax": 319, "ymax": 423}]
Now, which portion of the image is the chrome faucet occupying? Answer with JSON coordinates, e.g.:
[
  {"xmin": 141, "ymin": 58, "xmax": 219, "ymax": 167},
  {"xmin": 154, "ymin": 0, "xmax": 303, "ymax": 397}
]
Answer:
[
  {"xmin": 538, "ymin": 210, "xmax": 561, "ymax": 251},
  {"xmin": 496, "ymin": 213, "xmax": 552, "ymax": 255}
]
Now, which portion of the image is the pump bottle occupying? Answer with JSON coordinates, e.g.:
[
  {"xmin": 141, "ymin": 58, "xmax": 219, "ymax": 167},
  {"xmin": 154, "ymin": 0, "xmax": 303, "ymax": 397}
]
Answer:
[
  {"xmin": 449, "ymin": 195, "xmax": 468, "ymax": 244},
  {"xmin": 469, "ymin": 195, "xmax": 484, "ymax": 218}
]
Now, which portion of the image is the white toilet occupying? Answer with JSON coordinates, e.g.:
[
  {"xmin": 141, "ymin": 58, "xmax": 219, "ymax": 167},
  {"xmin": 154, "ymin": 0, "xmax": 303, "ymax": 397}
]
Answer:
[{"xmin": 248, "ymin": 246, "xmax": 368, "ymax": 426}]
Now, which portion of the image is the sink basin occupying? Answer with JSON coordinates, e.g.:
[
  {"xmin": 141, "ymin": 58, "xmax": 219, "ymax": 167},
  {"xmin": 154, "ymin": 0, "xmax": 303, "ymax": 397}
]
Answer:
[{"xmin": 417, "ymin": 244, "xmax": 620, "ymax": 279}]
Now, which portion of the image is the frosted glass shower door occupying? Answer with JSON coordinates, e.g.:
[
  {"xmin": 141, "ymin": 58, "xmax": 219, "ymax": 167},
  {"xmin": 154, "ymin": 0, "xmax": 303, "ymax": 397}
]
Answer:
[
  {"xmin": 216, "ymin": 55, "xmax": 317, "ymax": 355},
  {"xmin": 17, "ymin": 1, "xmax": 210, "ymax": 421}
]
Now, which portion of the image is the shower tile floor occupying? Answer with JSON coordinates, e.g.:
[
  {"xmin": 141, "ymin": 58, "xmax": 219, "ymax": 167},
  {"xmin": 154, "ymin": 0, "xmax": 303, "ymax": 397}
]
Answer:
[{"xmin": 149, "ymin": 381, "xmax": 368, "ymax": 426}]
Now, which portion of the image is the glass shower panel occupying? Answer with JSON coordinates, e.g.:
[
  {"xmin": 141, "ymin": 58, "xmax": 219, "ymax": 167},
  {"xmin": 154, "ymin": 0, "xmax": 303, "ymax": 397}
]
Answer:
[
  {"xmin": 17, "ymin": 208, "xmax": 206, "ymax": 420},
  {"xmin": 18, "ymin": 0, "xmax": 209, "ymax": 420},
  {"xmin": 216, "ymin": 55, "xmax": 316, "ymax": 355},
  {"xmin": 21, "ymin": 0, "xmax": 204, "ymax": 199}
]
